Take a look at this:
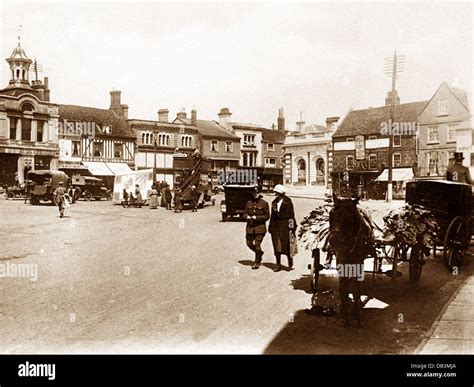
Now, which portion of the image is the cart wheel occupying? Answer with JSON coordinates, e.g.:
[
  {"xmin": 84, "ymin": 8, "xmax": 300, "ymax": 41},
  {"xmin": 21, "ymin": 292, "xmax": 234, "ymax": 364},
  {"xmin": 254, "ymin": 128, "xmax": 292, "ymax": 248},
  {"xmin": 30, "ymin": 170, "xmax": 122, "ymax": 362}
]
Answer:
[
  {"xmin": 84, "ymin": 191, "xmax": 92, "ymax": 201},
  {"xmin": 310, "ymin": 249, "xmax": 321, "ymax": 293},
  {"xmin": 444, "ymin": 216, "xmax": 469, "ymax": 271},
  {"xmin": 7, "ymin": 191, "xmax": 14, "ymax": 199},
  {"xmin": 408, "ymin": 246, "xmax": 423, "ymax": 285}
]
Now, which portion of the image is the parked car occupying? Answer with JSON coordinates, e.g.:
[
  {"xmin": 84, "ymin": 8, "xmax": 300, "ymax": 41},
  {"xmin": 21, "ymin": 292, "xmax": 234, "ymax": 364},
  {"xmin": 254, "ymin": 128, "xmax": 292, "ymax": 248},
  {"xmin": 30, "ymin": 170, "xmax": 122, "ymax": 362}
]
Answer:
[
  {"xmin": 220, "ymin": 184, "xmax": 257, "ymax": 222},
  {"xmin": 27, "ymin": 170, "xmax": 69, "ymax": 205},
  {"xmin": 70, "ymin": 174, "xmax": 112, "ymax": 201}
]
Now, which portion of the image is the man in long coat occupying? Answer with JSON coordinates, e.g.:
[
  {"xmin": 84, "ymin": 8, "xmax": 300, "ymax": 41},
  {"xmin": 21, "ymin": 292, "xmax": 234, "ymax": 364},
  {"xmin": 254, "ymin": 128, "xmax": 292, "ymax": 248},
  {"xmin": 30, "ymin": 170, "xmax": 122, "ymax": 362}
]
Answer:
[
  {"xmin": 269, "ymin": 184, "xmax": 296, "ymax": 272},
  {"xmin": 245, "ymin": 187, "xmax": 270, "ymax": 269}
]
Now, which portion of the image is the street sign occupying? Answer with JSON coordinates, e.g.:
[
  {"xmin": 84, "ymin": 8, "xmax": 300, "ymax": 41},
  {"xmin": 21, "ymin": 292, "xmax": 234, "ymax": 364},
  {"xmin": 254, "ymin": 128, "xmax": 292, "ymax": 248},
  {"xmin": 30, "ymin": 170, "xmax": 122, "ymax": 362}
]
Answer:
[{"xmin": 355, "ymin": 135, "xmax": 365, "ymax": 160}]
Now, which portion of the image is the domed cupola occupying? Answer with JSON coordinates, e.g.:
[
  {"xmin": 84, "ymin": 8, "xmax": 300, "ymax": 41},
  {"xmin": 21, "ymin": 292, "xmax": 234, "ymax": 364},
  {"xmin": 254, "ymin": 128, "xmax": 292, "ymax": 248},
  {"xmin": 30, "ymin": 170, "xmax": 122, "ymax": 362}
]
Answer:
[{"xmin": 6, "ymin": 37, "xmax": 32, "ymax": 88}]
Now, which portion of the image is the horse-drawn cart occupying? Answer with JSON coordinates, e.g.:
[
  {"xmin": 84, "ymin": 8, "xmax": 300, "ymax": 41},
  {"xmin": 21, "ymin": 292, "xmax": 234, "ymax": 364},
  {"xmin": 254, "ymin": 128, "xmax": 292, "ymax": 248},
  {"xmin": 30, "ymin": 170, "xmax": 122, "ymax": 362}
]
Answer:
[{"xmin": 405, "ymin": 180, "xmax": 472, "ymax": 271}]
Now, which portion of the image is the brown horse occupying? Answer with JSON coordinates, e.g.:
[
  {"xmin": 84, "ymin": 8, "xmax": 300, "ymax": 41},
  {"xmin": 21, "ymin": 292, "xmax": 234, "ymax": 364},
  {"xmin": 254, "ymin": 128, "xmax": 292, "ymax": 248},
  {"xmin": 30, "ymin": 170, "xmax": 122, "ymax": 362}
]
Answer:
[{"xmin": 329, "ymin": 194, "xmax": 374, "ymax": 327}]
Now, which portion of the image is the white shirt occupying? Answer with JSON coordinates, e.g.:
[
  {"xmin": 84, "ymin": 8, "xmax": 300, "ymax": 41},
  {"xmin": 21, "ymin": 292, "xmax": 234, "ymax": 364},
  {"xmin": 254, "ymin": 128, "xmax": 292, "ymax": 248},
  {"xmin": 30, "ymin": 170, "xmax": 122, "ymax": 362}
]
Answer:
[{"xmin": 276, "ymin": 198, "xmax": 283, "ymax": 212}]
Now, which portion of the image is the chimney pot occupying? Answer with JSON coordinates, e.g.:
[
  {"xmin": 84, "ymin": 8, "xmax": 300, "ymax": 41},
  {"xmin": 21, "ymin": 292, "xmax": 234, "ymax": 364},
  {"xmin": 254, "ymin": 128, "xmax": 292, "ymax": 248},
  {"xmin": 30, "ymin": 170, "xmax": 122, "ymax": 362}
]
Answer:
[
  {"xmin": 191, "ymin": 109, "xmax": 197, "ymax": 126},
  {"xmin": 158, "ymin": 109, "xmax": 169, "ymax": 123}
]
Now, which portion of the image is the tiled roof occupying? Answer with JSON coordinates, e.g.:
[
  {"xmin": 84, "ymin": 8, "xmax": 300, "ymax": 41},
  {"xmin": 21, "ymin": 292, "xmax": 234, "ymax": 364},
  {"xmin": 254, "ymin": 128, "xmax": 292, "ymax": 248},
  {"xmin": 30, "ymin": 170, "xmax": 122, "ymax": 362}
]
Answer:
[
  {"xmin": 333, "ymin": 101, "xmax": 428, "ymax": 138},
  {"xmin": 261, "ymin": 128, "xmax": 285, "ymax": 143},
  {"xmin": 128, "ymin": 119, "xmax": 197, "ymax": 132},
  {"xmin": 58, "ymin": 104, "xmax": 134, "ymax": 138},
  {"xmin": 177, "ymin": 118, "xmax": 240, "ymax": 140}
]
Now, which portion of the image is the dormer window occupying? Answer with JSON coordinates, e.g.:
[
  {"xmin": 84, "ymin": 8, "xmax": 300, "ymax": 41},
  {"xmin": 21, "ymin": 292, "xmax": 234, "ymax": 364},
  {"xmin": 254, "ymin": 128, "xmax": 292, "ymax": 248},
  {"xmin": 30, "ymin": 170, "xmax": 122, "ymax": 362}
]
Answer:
[{"xmin": 102, "ymin": 125, "xmax": 112, "ymax": 134}]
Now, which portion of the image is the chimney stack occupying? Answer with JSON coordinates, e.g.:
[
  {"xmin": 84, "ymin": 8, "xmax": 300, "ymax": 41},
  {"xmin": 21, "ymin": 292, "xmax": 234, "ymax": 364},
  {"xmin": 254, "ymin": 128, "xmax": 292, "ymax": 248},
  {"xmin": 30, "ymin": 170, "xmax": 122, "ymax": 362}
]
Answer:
[
  {"xmin": 110, "ymin": 90, "xmax": 121, "ymax": 109},
  {"xmin": 43, "ymin": 77, "xmax": 50, "ymax": 102},
  {"xmin": 176, "ymin": 108, "xmax": 187, "ymax": 120},
  {"xmin": 191, "ymin": 108, "xmax": 197, "ymax": 126},
  {"xmin": 121, "ymin": 104, "xmax": 129, "ymax": 120},
  {"xmin": 277, "ymin": 107, "xmax": 285, "ymax": 131},
  {"xmin": 385, "ymin": 90, "xmax": 400, "ymax": 106},
  {"xmin": 296, "ymin": 111, "xmax": 305, "ymax": 132},
  {"xmin": 218, "ymin": 107, "xmax": 232, "ymax": 129},
  {"xmin": 325, "ymin": 116, "xmax": 340, "ymax": 130},
  {"xmin": 158, "ymin": 109, "xmax": 169, "ymax": 123}
]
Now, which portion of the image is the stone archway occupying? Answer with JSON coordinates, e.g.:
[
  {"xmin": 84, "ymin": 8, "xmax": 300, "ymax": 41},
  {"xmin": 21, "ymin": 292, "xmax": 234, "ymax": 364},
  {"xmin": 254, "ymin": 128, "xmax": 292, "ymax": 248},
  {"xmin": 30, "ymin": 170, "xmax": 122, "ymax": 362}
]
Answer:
[{"xmin": 316, "ymin": 157, "xmax": 325, "ymax": 185}]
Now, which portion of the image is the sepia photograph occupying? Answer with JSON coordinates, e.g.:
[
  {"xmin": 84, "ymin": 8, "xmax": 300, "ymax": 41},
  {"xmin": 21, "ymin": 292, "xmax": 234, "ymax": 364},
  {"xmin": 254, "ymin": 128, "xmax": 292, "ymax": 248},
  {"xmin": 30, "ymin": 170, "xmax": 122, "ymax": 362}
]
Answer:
[{"xmin": 0, "ymin": 0, "xmax": 473, "ymax": 383}]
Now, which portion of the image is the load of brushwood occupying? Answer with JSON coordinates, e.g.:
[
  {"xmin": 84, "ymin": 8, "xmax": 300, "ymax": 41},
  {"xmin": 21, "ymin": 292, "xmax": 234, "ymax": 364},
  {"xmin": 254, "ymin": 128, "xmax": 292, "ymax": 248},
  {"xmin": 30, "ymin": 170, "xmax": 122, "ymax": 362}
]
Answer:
[
  {"xmin": 298, "ymin": 200, "xmax": 438, "ymax": 256},
  {"xmin": 298, "ymin": 200, "xmax": 333, "ymax": 251},
  {"xmin": 382, "ymin": 203, "xmax": 438, "ymax": 255}
]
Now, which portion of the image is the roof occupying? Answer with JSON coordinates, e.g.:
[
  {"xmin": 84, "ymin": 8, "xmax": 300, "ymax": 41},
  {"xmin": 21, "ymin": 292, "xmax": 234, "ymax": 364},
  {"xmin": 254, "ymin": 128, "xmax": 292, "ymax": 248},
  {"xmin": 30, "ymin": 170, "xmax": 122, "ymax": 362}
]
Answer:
[
  {"xmin": 333, "ymin": 101, "xmax": 428, "ymax": 138},
  {"xmin": 7, "ymin": 42, "xmax": 30, "ymax": 61},
  {"xmin": 128, "ymin": 119, "xmax": 198, "ymax": 132},
  {"xmin": 261, "ymin": 128, "xmax": 285, "ymax": 143},
  {"xmin": 229, "ymin": 122, "xmax": 265, "ymax": 131},
  {"xmin": 176, "ymin": 118, "xmax": 240, "ymax": 140},
  {"xmin": 58, "ymin": 104, "xmax": 134, "ymax": 138}
]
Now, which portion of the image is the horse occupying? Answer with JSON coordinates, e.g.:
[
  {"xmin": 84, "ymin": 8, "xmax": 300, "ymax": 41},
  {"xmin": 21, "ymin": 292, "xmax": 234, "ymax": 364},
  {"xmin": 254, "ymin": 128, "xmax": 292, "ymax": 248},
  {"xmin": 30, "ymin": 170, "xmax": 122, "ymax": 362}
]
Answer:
[{"xmin": 328, "ymin": 193, "xmax": 374, "ymax": 327}]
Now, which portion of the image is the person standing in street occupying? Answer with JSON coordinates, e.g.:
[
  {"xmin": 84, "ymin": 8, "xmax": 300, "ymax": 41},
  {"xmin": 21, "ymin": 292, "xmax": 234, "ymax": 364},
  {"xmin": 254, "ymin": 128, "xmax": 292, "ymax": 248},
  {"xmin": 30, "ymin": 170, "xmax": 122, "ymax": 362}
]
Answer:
[
  {"xmin": 269, "ymin": 184, "xmax": 296, "ymax": 272},
  {"xmin": 446, "ymin": 152, "xmax": 472, "ymax": 184},
  {"xmin": 164, "ymin": 184, "xmax": 173, "ymax": 210},
  {"xmin": 174, "ymin": 188, "xmax": 182, "ymax": 212},
  {"xmin": 53, "ymin": 181, "xmax": 68, "ymax": 218},
  {"xmin": 149, "ymin": 185, "xmax": 159, "ymax": 209},
  {"xmin": 134, "ymin": 184, "xmax": 143, "ymax": 208},
  {"xmin": 245, "ymin": 187, "xmax": 270, "ymax": 269}
]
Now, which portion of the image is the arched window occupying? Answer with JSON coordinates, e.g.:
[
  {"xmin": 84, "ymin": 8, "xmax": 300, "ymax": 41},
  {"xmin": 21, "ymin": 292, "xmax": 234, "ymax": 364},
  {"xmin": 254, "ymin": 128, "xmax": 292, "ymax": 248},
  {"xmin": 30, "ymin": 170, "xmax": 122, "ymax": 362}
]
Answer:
[
  {"xmin": 316, "ymin": 158, "xmax": 324, "ymax": 184},
  {"xmin": 142, "ymin": 133, "xmax": 146, "ymax": 144},
  {"xmin": 297, "ymin": 159, "xmax": 306, "ymax": 184},
  {"xmin": 16, "ymin": 69, "xmax": 20, "ymax": 78}
]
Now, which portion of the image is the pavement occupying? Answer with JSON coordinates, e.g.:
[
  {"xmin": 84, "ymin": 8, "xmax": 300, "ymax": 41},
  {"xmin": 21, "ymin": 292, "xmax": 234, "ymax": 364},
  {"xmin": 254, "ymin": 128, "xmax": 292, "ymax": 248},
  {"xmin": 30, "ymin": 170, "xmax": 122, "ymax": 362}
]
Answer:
[{"xmin": 417, "ymin": 274, "xmax": 474, "ymax": 354}]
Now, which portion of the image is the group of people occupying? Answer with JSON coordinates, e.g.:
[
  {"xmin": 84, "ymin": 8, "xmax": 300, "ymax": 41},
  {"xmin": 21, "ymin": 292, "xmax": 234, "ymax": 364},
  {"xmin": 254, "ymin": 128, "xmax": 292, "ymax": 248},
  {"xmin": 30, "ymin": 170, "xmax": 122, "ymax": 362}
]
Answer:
[{"xmin": 245, "ymin": 184, "xmax": 296, "ymax": 272}]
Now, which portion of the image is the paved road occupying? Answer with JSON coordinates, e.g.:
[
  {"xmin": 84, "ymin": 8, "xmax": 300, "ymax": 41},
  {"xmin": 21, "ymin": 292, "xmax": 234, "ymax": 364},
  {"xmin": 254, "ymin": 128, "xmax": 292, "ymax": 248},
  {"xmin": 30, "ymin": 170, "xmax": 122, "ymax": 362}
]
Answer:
[{"xmin": 0, "ymin": 195, "xmax": 472, "ymax": 354}]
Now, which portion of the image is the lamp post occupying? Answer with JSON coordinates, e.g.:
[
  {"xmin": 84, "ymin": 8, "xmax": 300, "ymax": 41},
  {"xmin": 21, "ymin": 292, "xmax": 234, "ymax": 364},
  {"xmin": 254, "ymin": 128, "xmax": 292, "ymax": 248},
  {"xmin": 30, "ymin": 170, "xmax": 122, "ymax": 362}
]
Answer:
[{"xmin": 153, "ymin": 126, "xmax": 158, "ymax": 185}]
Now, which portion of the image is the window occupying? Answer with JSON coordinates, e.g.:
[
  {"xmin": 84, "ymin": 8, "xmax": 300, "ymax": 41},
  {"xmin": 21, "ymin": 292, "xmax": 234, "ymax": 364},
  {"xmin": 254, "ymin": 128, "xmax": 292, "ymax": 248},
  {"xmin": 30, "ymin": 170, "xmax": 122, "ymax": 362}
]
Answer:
[
  {"xmin": 159, "ymin": 133, "xmax": 170, "ymax": 146},
  {"xmin": 438, "ymin": 99, "xmax": 449, "ymax": 116},
  {"xmin": 102, "ymin": 125, "xmax": 112, "ymax": 134},
  {"xmin": 428, "ymin": 126, "xmax": 439, "ymax": 143},
  {"xmin": 21, "ymin": 118, "xmax": 31, "ymax": 141},
  {"xmin": 9, "ymin": 117, "xmax": 16, "ymax": 140},
  {"xmin": 243, "ymin": 134, "xmax": 256, "ymax": 146},
  {"xmin": 265, "ymin": 157, "xmax": 276, "ymax": 167},
  {"xmin": 210, "ymin": 140, "xmax": 218, "ymax": 152},
  {"xmin": 114, "ymin": 143, "xmax": 123, "ymax": 158},
  {"xmin": 393, "ymin": 153, "xmax": 401, "ymax": 167},
  {"xmin": 393, "ymin": 135, "xmax": 401, "ymax": 147},
  {"xmin": 346, "ymin": 137, "xmax": 354, "ymax": 142},
  {"xmin": 429, "ymin": 152, "xmax": 439, "ymax": 175},
  {"xmin": 72, "ymin": 140, "xmax": 80, "ymax": 156},
  {"xmin": 447, "ymin": 125, "xmax": 456, "ymax": 142},
  {"xmin": 37, "ymin": 122, "xmax": 43, "ymax": 142},
  {"xmin": 346, "ymin": 155, "xmax": 354, "ymax": 170},
  {"xmin": 369, "ymin": 154, "xmax": 377, "ymax": 169},
  {"xmin": 267, "ymin": 143, "xmax": 274, "ymax": 151},
  {"xmin": 93, "ymin": 141, "xmax": 103, "ymax": 157},
  {"xmin": 225, "ymin": 141, "xmax": 233, "ymax": 152},
  {"xmin": 181, "ymin": 135, "xmax": 192, "ymax": 147},
  {"xmin": 243, "ymin": 152, "xmax": 256, "ymax": 167}
]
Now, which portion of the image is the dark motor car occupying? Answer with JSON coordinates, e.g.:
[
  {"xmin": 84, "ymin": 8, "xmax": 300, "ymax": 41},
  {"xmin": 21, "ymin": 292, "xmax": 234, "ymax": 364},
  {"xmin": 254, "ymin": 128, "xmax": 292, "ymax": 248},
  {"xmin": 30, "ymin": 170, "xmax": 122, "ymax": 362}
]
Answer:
[
  {"xmin": 220, "ymin": 184, "xmax": 258, "ymax": 222},
  {"xmin": 27, "ymin": 170, "xmax": 69, "ymax": 205},
  {"xmin": 70, "ymin": 174, "xmax": 112, "ymax": 201}
]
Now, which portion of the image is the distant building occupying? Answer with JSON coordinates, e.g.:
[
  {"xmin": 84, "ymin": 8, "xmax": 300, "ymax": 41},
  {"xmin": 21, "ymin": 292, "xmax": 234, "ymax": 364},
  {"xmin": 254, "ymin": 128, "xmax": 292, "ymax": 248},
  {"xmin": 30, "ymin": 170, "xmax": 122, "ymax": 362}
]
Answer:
[
  {"xmin": 417, "ymin": 82, "xmax": 472, "ymax": 178},
  {"xmin": 283, "ymin": 116, "xmax": 337, "ymax": 197},
  {"xmin": 332, "ymin": 92, "xmax": 427, "ymax": 199},
  {"xmin": 57, "ymin": 90, "xmax": 135, "ymax": 188},
  {"xmin": 217, "ymin": 107, "xmax": 285, "ymax": 189},
  {"xmin": 0, "ymin": 38, "xmax": 58, "ymax": 185},
  {"xmin": 173, "ymin": 108, "xmax": 240, "ymax": 171},
  {"xmin": 130, "ymin": 108, "xmax": 198, "ymax": 187}
]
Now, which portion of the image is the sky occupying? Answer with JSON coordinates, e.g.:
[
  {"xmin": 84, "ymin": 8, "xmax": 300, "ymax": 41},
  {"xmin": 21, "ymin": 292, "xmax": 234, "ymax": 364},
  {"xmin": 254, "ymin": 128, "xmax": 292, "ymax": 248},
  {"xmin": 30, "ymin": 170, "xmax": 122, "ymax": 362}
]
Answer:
[{"xmin": 0, "ymin": 1, "xmax": 472, "ymax": 130}]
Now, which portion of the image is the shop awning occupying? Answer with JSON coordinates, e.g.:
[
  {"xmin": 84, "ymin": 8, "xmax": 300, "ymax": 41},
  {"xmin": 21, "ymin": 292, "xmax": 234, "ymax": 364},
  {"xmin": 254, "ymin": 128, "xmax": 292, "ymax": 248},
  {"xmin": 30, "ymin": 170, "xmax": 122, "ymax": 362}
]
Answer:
[
  {"xmin": 105, "ymin": 162, "xmax": 132, "ymax": 175},
  {"xmin": 375, "ymin": 168, "xmax": 414, "ymax": 182},
  {"xmin": 82, "ymin": 161, "xmax": 115, "ymax": 176}
]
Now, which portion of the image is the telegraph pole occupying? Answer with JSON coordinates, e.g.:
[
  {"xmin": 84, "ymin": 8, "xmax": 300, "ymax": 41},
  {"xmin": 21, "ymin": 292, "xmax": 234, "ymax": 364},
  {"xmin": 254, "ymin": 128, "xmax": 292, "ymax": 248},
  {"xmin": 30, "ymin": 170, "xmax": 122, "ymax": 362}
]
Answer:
[
  {"xmin": 384, "ymin": 51, "xmax": 405, "ymax": 201},
  {"xmin": 154, "ymin": 123, "xmax": 158, "ymax": 185}
]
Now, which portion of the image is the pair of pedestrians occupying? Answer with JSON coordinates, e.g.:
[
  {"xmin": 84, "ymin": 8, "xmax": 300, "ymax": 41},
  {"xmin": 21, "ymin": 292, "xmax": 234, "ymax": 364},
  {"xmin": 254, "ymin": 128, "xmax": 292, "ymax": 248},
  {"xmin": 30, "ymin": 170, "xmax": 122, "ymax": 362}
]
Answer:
[{"xmin": 245, "ymin": 184, "xmax": 296, "ymax": 272}]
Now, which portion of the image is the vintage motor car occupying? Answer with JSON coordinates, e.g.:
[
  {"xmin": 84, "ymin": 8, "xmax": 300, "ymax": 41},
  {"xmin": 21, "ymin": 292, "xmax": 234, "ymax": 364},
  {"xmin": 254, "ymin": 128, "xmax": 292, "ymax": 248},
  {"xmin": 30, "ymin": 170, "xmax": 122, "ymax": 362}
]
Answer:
[
  {"xmin": 70, "ymin": 174, "xmax": 112, "ymax": 201},
  {"xmin": 220, "ymin": 184, "xmax": 258, "ymax": 222},
  {"xmin": 27, "ymin": 170, "xmax": 69, "ymax": 205}
]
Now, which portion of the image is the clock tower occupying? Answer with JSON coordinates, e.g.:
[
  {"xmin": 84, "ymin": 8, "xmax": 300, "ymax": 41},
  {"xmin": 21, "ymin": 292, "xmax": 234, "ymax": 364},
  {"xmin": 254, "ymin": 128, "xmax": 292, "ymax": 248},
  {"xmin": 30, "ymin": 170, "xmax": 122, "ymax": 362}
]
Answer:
[{"xmin": 5, "ymin": 36, "xmax": 32, "ymax": 89}]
